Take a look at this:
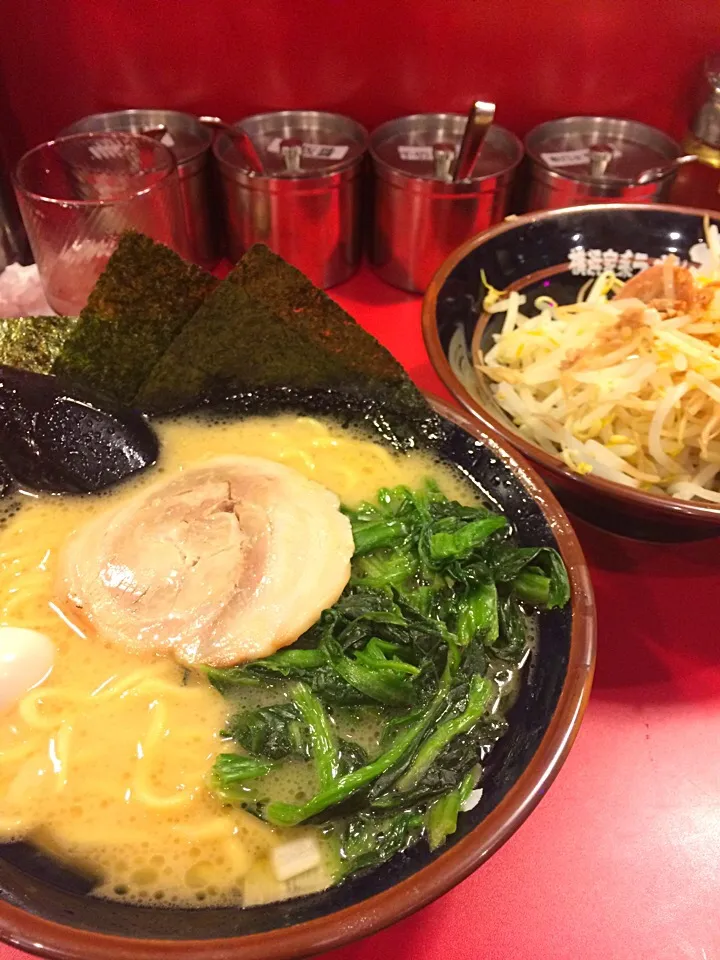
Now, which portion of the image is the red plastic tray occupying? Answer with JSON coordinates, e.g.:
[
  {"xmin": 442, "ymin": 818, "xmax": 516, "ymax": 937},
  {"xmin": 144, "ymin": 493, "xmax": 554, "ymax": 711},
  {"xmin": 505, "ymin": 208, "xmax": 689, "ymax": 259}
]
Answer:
[{"xmin": 2, "ymin": 266, "xmax": 719, "ymax": 960}]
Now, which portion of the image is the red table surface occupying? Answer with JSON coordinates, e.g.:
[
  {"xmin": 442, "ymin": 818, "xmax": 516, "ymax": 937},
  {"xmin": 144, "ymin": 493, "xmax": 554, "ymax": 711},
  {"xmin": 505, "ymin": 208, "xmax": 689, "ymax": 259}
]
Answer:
[{"xmin": 3, "ymin": 267, "xmax": 720, "ymax": 960}]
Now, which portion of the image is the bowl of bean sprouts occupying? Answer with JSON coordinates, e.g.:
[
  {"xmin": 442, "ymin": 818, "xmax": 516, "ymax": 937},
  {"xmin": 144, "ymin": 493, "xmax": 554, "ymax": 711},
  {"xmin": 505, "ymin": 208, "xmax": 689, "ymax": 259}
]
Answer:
[{"xmin": 423, "ymin": 203, "xmax": 720, "ymax": 540}]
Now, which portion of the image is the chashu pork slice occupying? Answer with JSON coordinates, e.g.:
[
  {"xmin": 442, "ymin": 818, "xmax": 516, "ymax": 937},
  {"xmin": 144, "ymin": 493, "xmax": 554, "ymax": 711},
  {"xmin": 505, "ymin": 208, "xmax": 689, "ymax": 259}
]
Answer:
[{"xmin": 58, "ymin": 456, "xmax": 354, "ymax": 667}]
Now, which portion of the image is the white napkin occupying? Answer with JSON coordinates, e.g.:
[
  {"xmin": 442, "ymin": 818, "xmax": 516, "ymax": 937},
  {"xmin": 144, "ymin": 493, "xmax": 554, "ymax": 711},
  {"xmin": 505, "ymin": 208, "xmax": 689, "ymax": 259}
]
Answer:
[{"xmin": 0, "ymin": 263, "xmax": 54, "ymax": 317}]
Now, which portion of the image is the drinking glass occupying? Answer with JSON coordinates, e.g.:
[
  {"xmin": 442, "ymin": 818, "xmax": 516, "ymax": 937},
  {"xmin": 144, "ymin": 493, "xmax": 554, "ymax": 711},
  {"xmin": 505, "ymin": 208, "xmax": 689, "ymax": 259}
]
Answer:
[{"xmin": 14, "ymin": 132, "xmax": 189, "ymax": 315}]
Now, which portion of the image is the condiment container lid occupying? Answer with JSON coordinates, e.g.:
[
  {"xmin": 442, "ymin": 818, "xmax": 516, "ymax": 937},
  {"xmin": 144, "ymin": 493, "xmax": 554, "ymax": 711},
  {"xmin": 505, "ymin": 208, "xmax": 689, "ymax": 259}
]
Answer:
[
  {"xmin": 62, "ymin": 110, "xmax": 212, "ymax": 166},
  {"xmin": 525, "ymin": 116, "xmax": 681, "ymax": 183},
  {"xmin": 227, "ymin": 110, "xmax": 368, "ymax": 177},
  {"xmin": 370, "ymin": 113, "xmax": 522, "ymax": 181}
]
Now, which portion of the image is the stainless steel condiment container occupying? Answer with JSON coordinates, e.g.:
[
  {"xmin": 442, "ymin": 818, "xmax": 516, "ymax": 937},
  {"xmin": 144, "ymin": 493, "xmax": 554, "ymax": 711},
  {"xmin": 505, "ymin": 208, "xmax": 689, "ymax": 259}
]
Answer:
[
  {"xmin": 214, "ymin": 111, "xmax": 368, "ymax": 289},
  {"xmin": 368, "ymin": 113, "xmax": 523, "ymax": 293},
  {"xmin": 524, "ymin": 116, "xmax": 683, "ymax": 210},
  {"xmin": 62, "ymin": 109, "xmax": 218, "ymax": 266}
]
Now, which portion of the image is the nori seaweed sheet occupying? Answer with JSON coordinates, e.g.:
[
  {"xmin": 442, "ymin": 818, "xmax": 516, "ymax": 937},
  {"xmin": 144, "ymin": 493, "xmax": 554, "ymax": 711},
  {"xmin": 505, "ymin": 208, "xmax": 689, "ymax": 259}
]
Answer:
[
  {"xmin": 52, "ymin": 232, "xmax": 217, "ymax": 403},
  {"xmin": 0, "ymin": 315, "xmax": 78, "ymax": 374},
  {"xmin": 137, "ymin": 251, "xmax": 430, "ymax": 417},
  {"xmin": 229, "ymin": 244, "xmax": 421, "ymax": 390},
  {"xmin": 136, "ymin": 280, "xmax": 361, "ymax": 411},
  {"xmin": 138, "ymin": 243, "xmax": 430, "ymax": 416}
]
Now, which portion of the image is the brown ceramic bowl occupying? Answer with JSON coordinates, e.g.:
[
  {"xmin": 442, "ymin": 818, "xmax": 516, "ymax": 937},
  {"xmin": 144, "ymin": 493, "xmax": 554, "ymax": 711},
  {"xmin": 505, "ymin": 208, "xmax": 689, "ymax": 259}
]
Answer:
[
  {"xmin": 422, "ymin": 203, "xmax": 720, "ymax": 541},
  {"xmin": 0, "ymin": 390, "xmax": 595, "ymax": 960}
]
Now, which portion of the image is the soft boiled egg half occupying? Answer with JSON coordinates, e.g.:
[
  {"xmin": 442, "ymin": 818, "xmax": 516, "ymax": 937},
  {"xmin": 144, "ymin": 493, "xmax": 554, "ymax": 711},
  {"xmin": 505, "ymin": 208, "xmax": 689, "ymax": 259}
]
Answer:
[{"xmin": 0, "ymin": 627, "xmax": 55, "ymax": 713}]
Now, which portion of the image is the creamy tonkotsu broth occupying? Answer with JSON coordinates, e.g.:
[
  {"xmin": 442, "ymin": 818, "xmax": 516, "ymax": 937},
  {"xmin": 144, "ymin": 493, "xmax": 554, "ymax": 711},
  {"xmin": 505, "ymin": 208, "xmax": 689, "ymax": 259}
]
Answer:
[{"xmin": 0, "ymin": 413, "xmax": 476, "ymax": 908}]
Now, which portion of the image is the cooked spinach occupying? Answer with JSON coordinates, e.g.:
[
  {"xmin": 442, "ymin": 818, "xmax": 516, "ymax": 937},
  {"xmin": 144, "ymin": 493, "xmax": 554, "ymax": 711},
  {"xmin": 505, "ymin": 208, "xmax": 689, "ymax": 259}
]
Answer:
[
  {"xmin": 332, "ymin": 809, "xmax": 426, "ymax": 878},
  {"xmin": 209, "ymin": 481, "xmax": 570, "ymax": 881},
  {"xmin": 223, "ymin": 702, "xmax": 311, "ymax": 761},
  {"xmin": 212, "ymin": 753, "xmax": 275, "ymax": 802}
]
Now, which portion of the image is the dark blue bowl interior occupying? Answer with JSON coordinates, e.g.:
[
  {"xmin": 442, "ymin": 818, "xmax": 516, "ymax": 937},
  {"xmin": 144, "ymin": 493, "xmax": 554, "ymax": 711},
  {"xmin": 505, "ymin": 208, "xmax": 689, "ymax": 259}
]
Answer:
[{"xmin": 0, "ymin": 385, "xmax": 574, "ymax": 941}]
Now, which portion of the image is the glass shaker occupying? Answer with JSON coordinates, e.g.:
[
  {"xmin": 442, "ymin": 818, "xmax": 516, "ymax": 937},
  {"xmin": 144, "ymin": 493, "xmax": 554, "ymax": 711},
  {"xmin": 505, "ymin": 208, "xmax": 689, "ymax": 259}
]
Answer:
[
  {"xmin": 673, "ymin": 53, "xmax": 720, "ymax": 210},
  {"xmin": 0, "ymin": 141, "xmax": 30, "ymax": 269}
]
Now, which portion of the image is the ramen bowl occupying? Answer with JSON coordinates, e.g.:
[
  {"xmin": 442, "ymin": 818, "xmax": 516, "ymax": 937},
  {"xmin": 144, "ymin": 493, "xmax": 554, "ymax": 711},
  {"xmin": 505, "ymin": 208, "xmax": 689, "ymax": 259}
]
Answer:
[
  {"xmin": 423, "ymin": 203, "xmax": 720, "ymax": 540},
  {"xmin": 0, "ymin": 386, "xmax": 595, "ymax": 960}
]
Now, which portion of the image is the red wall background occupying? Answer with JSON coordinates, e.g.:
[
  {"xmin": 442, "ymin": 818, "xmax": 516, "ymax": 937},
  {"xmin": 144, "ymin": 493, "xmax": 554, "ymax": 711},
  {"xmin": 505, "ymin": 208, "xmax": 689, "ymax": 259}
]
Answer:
[{"xmin": 1, "ymin": 0, "xmax": 719, "ymax": 163}]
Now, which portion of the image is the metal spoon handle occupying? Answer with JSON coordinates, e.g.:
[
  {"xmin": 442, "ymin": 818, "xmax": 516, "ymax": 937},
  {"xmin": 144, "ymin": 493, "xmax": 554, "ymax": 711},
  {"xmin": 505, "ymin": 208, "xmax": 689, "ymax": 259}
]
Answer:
[
  {"xmin": 140, "ymin": 124, "xmax": 169, "ymax": 141},
  {"xmin": 198, "ymin": 116, "xmax": 265, "ymax": 175},
  {"xmin": 453, "ymin": 100, "xmax": 496, "ymax": 182},
  {"xmin": 636, "ymin": 153, "xmax": 698, "ymax": 185},
  {"xmin": 197, "ymin": 115, "xmax": 227, "ymax": 130}
]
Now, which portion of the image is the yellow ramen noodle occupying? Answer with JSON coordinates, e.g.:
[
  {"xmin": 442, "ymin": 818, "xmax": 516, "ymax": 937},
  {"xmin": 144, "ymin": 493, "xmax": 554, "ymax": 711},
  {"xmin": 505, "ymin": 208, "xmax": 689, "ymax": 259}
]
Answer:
[{"xmin": 0, "ymin": 413, "xmax": 473, "ymax": 908}]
